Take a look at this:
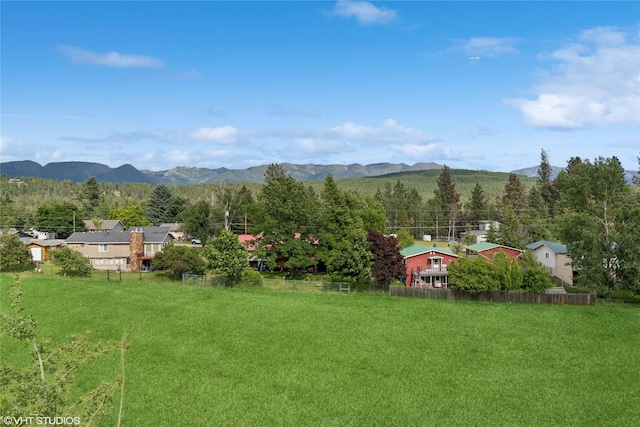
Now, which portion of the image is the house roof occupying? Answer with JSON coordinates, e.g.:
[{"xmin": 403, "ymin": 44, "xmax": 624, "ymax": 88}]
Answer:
[
  {"xmin": 238, "ymin": 234, "xmax": 261, "ymax": 251},
  {"xmin": 29, "ymin": 239, "xmax": 65, "ymax": 247},
  {"xmin": 160, "ymin": 223, "xmax": 183, "ymax": 231},
  {"xmin": 66, "ymin": 230, "xmax": 130, "ymax": 244},
  {"xmin": 84, "ymin": 219, "xmax": 124, "ymax": 230},
  {"xmin": 131, "ymin": 226, "xmax": 173, "ymax": 243},
  {"xmin": 66, "ymin": 226, "xmax": 172, "ymax": 244},
  {"xmin": 466, "ymin": 242, "xmax": 500, "ymax": 252},
  {"xmin": 526, "ymin": 240, "xmax": 568, "ymax": 254},
  {"xmin": 401, "ymin": 244, "xmax": 458, "ymax": 258},
  {"xmin": 466, "ymin": 242, "xmax": 523, "ymax": 254}
]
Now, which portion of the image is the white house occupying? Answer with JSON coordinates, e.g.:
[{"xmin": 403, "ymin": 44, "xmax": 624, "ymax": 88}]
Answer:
[{"xmin": 526, "ymin": 240, "xmax": 574, "ymax": 286}]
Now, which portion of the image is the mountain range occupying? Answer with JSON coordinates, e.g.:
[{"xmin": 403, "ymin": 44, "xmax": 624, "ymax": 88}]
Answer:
[
  {"xmin": 1, "ymin": 160, "xmax": 637, "ymax": 185},
  {"xmin": 1, "ymin": 161, "xmax": 443, "ymax": 184}
]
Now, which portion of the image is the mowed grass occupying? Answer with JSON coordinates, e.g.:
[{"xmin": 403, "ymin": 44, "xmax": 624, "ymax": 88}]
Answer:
[{"xmin": 1, "ymin": 274, "xmax": 639, "ymax": 426}]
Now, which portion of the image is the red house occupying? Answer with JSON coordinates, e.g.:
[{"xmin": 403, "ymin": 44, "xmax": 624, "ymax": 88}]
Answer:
[
  {"xmin": 465, "ymin": 242, "xmax": 523, "ymax": 260},
  {"xmin": 401, "ymin": 244, "xmax": 459, "ymax": 288}
]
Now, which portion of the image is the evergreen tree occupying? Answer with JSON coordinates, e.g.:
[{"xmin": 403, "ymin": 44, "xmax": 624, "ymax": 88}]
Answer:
[
  {"xmin": 0, "ymin": 194, "xmax": 19, "ymax": 229},
  {"xmin": 524, "ymin": 186, "xmax": 551, "ymax": 242},
  {"xmin": 502, "ymin": 173, "xmax": 528, "ymax": 213},
  {"xmin": 79, "ymin": 176, "xmax": 101, "ymax": 217},
  {"xmin": 465, "ymin": 183, "xmax": 487, "ymax": 224},
  {"xmin": 145, "ymin": 184, "xmax": 177, "ymax": 225},
  {"xmin": 250, "ymin": 164, "xmax": 318, "ymax": 273},
  {"xmin": 433, "ymin": 165, "xmax": 461, "ymax": 240},
  {"xmin": 537, "ymin": 149, "xmax": 559, "ymax": 217},
  {"xmin": 496, "ymin": 206, "xmax": 527, "ymax": 249},
  {"xmin": 317, "ymin": 175, "xmax": 372, "ymax": 280}
]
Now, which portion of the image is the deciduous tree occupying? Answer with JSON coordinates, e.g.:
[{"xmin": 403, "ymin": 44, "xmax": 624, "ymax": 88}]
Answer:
[
  {"xmin": 203, "ymin": 229, "xmax": 249, "ymax": 285},
  {"xmin": 555, "ymin": 156, "xmax": 637, "ymax": 292},
  {"xmin": 0, "ymin": 233, "xmax": 32, "ymax": 271},
  {"xmin": 153, "ymin": 244, "xmax": 206, "ymax": 277},
  {"xmin": 35, "ymin": 201, "xmax": 84, "ymax": 238},
  {"xmin": 182, "ymin": 200, "xmax": 212, "ymax": 244},
  {"xmin": 0, "ymin": 277, "xmax": 125, "ymax": 424},
  {"xmin": 51, "ymin": 247, "xmax": 91, "ymax": 276},
  {"xmin": 109, "ymin": 200, "xmax": 152, "ymax": 228},
  {"xmin": 367, "ymin": 230, "xmax": 405, "ymax": 286}
]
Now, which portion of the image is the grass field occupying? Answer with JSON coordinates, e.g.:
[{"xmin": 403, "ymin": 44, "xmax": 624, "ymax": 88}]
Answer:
[{"xmin": 1, "ymin": 274, "xmax": 639, "ymax": 426}]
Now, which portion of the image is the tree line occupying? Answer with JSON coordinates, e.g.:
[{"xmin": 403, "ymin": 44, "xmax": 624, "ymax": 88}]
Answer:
[{"xmin": 1, "ymin": 151, "xmax": 639, "ymax": 293}]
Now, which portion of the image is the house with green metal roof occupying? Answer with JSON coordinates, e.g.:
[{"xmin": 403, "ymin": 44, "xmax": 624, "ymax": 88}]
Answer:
[
  {"xmin": 465, "ymin": 242, "xmax": 523, "ymax": 261},
  {"xmin": 526, "ymin": 240, "xmax": 574, "ymax": 285},
  {"xmin": 401, "ymin": 244, "xmax": 459, "ymax": 288}
]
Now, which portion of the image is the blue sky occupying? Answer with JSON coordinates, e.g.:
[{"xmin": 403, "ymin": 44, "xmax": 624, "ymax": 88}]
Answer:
[{"xmin": 2, "ymin": 1, "xmax": 639, "ymax": 172}]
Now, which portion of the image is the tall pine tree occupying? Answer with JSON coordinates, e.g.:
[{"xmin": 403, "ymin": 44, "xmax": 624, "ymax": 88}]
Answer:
[{"xmin": 434, "ymin": 165, "xmax": 460, "ymax": 240}]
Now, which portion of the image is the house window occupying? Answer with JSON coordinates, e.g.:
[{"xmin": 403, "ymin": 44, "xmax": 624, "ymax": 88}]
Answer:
[
  {"xmin": 98, "ymin": 244, "xmax": 108, "ymax": 252},
  {"xmin": 545, "ymin": 253, "xmax": 549, "ymax": 259}
]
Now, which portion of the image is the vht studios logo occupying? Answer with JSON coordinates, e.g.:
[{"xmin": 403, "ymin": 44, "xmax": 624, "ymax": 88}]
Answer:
[{"xmin": 2, "ymin": 415, "xmax": 81, "ymax": 426}]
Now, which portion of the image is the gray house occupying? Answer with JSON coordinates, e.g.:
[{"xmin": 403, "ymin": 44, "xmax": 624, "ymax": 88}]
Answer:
[{"xmin": 66, "ymin": 226, "xmax": 173, "ymax": 272}]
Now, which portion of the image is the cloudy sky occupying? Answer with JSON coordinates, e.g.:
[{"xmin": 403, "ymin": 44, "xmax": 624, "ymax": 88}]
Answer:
[{"xmin": 2, "ymin": 1, "xmax": 639, "ymax": 172}]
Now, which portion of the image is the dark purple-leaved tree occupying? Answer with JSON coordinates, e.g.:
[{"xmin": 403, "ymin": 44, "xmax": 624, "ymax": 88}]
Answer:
[{"xmin": 367, "ymin": 230, "xmax": 406, "ymax": 286}]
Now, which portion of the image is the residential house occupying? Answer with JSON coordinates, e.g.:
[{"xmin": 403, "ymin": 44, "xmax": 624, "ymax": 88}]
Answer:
[
  {"xmin": 160, "ymin": 223, "xmax": 186, "ymax": 241},
  {"xmin": 238, "ymin": 233, "xmax": 263, "ymax": 269},
  {"xmin": 84, "ymin": 219, "xmax": 126, "ymax": 232},
  {"xmin": 65, "ymin": 226, "xmax": 173, "ymax": 272},
  {"xmin": 526, "ymin": 240, "xmax": 574, "ymax": 286},
  {"xmin": 401, "ymin": 244, "xmax": 459, "ymax": 288},
  {"xmin": 465, "ymin": 242, "xmax": 523, "ymax": 261},
  {"xmin": 29, "ymin": 239, "xmax": 64, "ymax": 263},
  {"xmin": 460, "ymin": 220, "xmax": 501, "ymax": 244}
]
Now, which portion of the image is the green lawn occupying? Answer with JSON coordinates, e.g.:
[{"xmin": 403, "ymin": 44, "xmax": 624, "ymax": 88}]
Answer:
[{"xmin": 1, "ymin": 274, "xmax": 639, "ymax": 426}]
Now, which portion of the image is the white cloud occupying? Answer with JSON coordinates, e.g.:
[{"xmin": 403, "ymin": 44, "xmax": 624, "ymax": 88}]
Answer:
[
  {"xmin": 56, "ymin": 45, "xmax": 165, "ymax": 68},
  {"xmin": 327, "ymin": 118, "xmax": 437, "ymax": 144},
  {"xmin": 457, "ymin": 37, "xmax": 519, "ymax": 58},
  {"xmin": 0, "ymin": 135, "xmax": 33, "ymax": 159},
  {"xmin": 190, "ymin": 126, "xmax": 243, "ymax": 144},
  {"xmin": 507, "ymin": 26, "xmax": 640, "ymax": 129},
  {"xmin": 332, "ymin": 1, "xmax": 398, "ymax": 25}
]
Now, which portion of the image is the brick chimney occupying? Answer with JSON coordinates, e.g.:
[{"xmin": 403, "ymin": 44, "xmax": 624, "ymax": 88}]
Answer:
[{"xmin": 129, "ymin": 228, "xmax": 144, "ymax": 272}]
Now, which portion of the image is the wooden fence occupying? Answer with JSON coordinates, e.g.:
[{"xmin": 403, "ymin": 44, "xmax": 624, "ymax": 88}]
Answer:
[{"xmin": 390, "ymin": 287, "xmax": 597, "ymax": 305}]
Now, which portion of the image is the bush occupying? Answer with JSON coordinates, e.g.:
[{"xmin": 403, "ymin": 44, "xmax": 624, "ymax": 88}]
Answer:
[
  {"xmin": 610, "ymin": 290, "xmax": 640, "ymax": 301},
  {"xmin": 240, "ymin": 269, "xmax": 263, "ymax": 288}
]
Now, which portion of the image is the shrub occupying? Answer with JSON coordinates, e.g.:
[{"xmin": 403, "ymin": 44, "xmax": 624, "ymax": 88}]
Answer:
[{"xmin": 241, "ymin": 269, "xmax": 263, "ymax": 288}]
